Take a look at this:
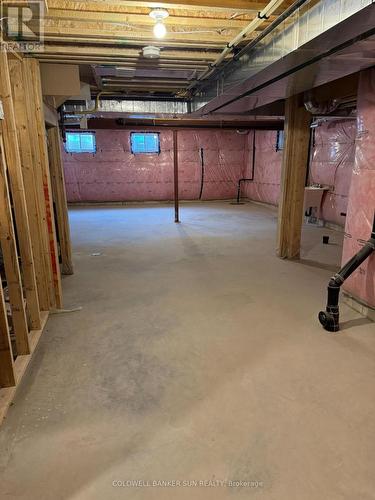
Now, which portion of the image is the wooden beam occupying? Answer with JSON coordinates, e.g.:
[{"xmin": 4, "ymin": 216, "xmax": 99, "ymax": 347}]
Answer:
[
  {"xmin": 42, "ymin": 35, "xmax": 225, "ymax": 49},
  {"xmin": 44, "ymin": 101, "xmax": 59, "ymax": 127},
  {"xmin": 47, "ymin": 127, "xmax": 73, "ymax": 276},
  {"xmin": 277, "ymin": 94, "xmax": 311, "ymax": 259},
  {"xmin": 0, "ymin": 52, "xmax": 40, "ymax": 335},
  {"xmin": 33, "ymin": 55, "xmax": 212, "ymax": 69},
  {"xmin": 8, "ymin": 58, "xmax": 52, "ymax": 312},
  {"xmin": 46, "ymin": 8, "xmax": 252, "ymax": 29},
  {"xmin": 25, "ymin": 59, "xmax": 63, "ymax": 309},
  {"xmin": 37, "ymin": 21, "xmax": 237, "ymax": 44},
  {"xmin": 47, "ymin": 0, "xmax": 268, "ymax": 13},
  {"xmin": 0, "ymin": 135, "xmax": 30, "ymax": 355},
  {"xmin": 33, "ymin": 44, "xmax": 221, "ymax": 60}
]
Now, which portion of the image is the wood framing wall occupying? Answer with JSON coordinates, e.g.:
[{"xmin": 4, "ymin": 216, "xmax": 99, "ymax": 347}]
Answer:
[{"xmin": 0, "ymin": 52, "xmax": 73, "ymax": 424}]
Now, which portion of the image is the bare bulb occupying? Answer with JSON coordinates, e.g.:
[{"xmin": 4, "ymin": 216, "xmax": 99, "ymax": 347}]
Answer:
[{"xmin": 153, "ymin": 22, "xmax": 167, "ymax": 39}]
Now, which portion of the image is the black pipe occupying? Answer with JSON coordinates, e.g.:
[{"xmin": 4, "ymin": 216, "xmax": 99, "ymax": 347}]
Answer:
[
  {"xmin": 173, "ymin": 130, "xmax": 180, "ymax": 223},
  {"xmin": 199, "ymin": 147, "xmax": 204, "ymax": 200},
  {"xmin": 318, "ymin": 212, "xmax": 375, "ymax": 332},
  {"xmin": 236, "ymin": 130, "xmax": 256, "ymax": 204}
]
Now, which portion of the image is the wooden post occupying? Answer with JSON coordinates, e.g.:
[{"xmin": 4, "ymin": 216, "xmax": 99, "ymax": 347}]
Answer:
[
  {"xmin": 0, "ymin": 135, "xmax": 30, "ymax": 355},
  {"xmin": 277, "ymin": 94, "xmax": 311, "ymax": 259},
  {"xmin": 8, "ymin": 57, "xmax": 52, "ymax": 313},
  {"xmin": 24, "ymin": 58, "xmax": 63, "ymax": 309},
  {"xmin": 0, "ymin": 52, "xmax": 40, "ymax": 331},
  {"xmin": 173, "ymin": 130, "xmax": 180, "ymax": 223},
  {"xmin": 0, "ymin": 279, "xmax": 15, "ymax": 388},
  {"xmin": 47, "ymin": 127, "xmax": 73, "ymax": 275}
]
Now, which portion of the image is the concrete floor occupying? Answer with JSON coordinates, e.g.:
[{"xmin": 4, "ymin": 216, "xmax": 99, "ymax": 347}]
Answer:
[{"xmin": 1, "ymin": 201, "xmax": 374, "ymax": 500}]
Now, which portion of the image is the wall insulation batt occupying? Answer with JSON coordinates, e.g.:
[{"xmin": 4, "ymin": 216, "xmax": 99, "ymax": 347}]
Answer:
[
  {"xmin": 342, "ymin": 68, "xmax": 375, "ymax": 308},
  {"xmin": 62, "ymin": 129, "xmax": 247, "ymax": 202}
]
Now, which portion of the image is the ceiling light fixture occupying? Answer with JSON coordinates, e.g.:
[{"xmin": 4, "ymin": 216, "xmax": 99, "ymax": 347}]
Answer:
[
  {"xmin": 149, "ymin": 8, "xmax": 169, "ymax": 39},
  {"xmin": 153, "ymin": 21, "xmax": 167, "ymax": 39}
]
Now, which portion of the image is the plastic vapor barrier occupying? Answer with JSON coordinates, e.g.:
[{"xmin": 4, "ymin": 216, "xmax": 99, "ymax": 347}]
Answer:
[
  {"xmin": 342, "ymin": 69, "xmax": 375, "ymax": 307},
  {"xmin": 62, "ymin": 129, "xmax": 246, "ymax": 203},
  {"xmin": 243, "ymin": 131, "xmax": 283, "ymax": 206},
  {"xmin": 309, "ymin": 119, "xmax": 356, "ymax": 226}
]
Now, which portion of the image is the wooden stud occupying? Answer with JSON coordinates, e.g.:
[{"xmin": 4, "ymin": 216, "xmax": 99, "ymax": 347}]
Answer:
[
  {"xmin": 47, "ymin": 127, "xmax": 73, "ymax": 276},
  {"xmin": 24, "ymin": 59, "xmax": 63, "ymax": 309},
  {"xmin": 23, "ymin": 60, "xmax": 57, "ymax": 310},
  {"xmin": 0, "ymin": 52, "xmax": 40, "ymax": 333},
  {"xmin": 0, "ymin": 276, "xmax": 15, "ymax": 388},
  {"xmin": 0, "ymin": 311, "xmax": 49, "ymax": 425},
  {"xmin": 8, "ymin": 58, "xmax": 52, "ymax": 313},
  {"xmin": 0, "ymin": 135, "xmax": 30, "ymax": 355},
  {"xmin": 277, "ymin": 94, "xmax": 311, "ymax": 259}
]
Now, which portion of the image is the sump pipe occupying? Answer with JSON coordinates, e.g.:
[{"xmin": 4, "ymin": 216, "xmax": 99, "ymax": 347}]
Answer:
[{"xmin": 318, "ymin": 212, "xmax": 375, "ymax": 332}]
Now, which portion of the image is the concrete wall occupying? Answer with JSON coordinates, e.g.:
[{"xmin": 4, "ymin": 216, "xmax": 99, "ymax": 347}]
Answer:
[{"xmin": 62, "ymin": 128, "xmax": 247, "ymax": 203}]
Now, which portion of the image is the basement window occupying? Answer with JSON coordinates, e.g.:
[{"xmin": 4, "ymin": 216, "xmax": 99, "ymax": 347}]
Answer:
[
  {"xmin": 65, "ymin": 132, "xmax": 96, "ymax": 154},
  {"xmin": 131, "ymin": 132, "xmax": 160, "ymax": 154},
  {"xmin": 276, "ymin": 130, "xmax": 284, "ymax": 152}
]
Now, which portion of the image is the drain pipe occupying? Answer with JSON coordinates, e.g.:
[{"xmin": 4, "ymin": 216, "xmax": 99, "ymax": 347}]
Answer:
[
  {"xmin": 236, "ymin": 130, "xmax": 256, "ymax": 204},
  {"xmin": 199, "ymin": 147, "xmax": 205, "ymax": 200},
  {"xmin": 318, "ymin": 212, "xmax": 375, "ymax": 332}
]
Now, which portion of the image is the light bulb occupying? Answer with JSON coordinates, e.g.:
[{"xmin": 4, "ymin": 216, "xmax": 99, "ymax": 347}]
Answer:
[{"xmin": 153, "ymin": 21, "xmax": 166, "ymax": 39}]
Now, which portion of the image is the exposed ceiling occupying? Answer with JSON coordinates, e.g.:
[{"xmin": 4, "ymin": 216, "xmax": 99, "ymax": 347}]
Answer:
[{"xmin": 21, "ymin": 0, "xmax": 294, "ymax": 99}]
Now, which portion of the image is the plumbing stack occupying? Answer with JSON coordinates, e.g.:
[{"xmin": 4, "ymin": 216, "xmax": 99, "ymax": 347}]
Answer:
[{"xmin": 318, "ymin": 212, "xmax": 375, "ymax": 332}]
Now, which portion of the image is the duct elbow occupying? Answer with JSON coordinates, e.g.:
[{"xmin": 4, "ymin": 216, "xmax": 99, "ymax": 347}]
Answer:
[{"xmin": 304, "ymin": 96, "xmax": 340, "ymax": 115}]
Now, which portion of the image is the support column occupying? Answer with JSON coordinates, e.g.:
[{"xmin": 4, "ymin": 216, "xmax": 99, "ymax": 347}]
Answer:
[
  {"xmin": 47, "ymin": 127, "xmax": 73, "ymax": 275},
  {"xmin": 277, "ymin": 94, "xmax": 311, "ymax": 259},
  {"xmin": 173, "ymin": 130, "xmax": 180, "ymax": 223}
]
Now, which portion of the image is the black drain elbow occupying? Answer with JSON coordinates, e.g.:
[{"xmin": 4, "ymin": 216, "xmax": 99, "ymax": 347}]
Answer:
[
  {"xmin": 318, "ymin": 212, "xmax": 375, "ymax": 332},
  {"xmin": 318, "ymin": 278, "xmax": 341, "ymax": 332}
]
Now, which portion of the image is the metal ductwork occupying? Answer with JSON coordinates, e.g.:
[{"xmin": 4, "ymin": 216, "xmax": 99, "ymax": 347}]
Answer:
[
  {"xmin": 63, "ymin": 99, "xmax": 189, "ymax": 118},
  {"xmin": 191, "ymin": 0, "xmax": 373, "ymax": 114}
]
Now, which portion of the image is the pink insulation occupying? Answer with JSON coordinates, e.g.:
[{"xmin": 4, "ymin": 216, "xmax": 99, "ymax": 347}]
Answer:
[
  {"xmin": 243, "ymin": 130, "xmax": 283, "ymax": 206},
  {"xmin": 309, "ymin": 119, "xmax": 356, "ymax": 226},
  {"xmin": 342, "ymin": 68, "xmax": 375, "ymax": 307},
  {"xmin": 62, "ymin": 129, "xmax": 246, "ymax": 203},
  {"xmin": 242, "ymin": 125, "xmax": 355, "ymax": 227}
]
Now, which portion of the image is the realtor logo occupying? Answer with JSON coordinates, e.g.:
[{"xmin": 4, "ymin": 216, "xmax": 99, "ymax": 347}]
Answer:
[{"xmin": 0, "ymin": 1, "xmax": 44, "ymax": 52}]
